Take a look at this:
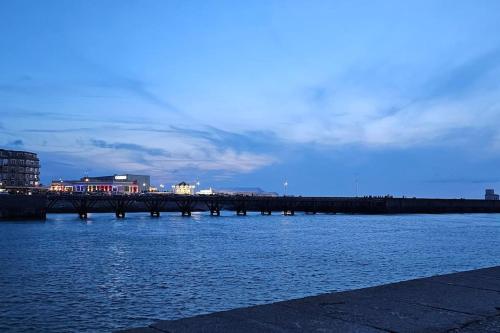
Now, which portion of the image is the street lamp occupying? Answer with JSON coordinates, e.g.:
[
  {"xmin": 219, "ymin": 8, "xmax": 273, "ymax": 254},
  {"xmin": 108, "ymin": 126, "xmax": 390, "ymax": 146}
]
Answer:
[
  {"xmin": 283, "ymin": 180, "xmax": 288, "ymax": 196},
  {"xmin": 354, "ymin": 173, "xmax": 359, "ymax": 197}
]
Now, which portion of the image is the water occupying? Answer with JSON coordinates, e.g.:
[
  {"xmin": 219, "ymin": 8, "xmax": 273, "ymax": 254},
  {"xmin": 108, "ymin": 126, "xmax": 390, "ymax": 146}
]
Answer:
[{"xmin": 0, "ymin": 213, "xmax": 499, "ymax": 332}]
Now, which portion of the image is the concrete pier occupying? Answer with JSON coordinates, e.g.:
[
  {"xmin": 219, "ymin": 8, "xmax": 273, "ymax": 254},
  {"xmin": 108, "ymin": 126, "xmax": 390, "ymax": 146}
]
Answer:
[
  {"xmin": 116, "ymin": 266, "xmax": 500, "ymax": 333},
  {"xmin": 0, "ymin": 194, "xmax": 46, "ymax": 220},
  {"xmin": 4, "ymin": 194, "xmax": 500, "ymax": 220}
]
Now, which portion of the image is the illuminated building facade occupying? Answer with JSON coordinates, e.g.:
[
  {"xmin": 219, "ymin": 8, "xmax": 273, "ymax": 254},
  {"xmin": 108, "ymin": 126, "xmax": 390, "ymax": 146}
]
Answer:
[
  {"xmin": 172, "ymin": 182, "xmax": 195, "ymax": 195},
  {"xmin": 0, "ymin": 149, "xmax": 40, "ymax": 188},
  {"xmin": 50, "ymin": 174, "xmax": 150, "ymax": 194},
  {"xmin": 84, "ymin": 174, "xmax": 150, "ymax": 192}
]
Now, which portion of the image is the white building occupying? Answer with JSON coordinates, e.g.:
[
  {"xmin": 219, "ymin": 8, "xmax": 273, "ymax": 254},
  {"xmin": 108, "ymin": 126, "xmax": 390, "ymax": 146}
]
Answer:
[
  {"xmin": 196, "ymin": 187, "xmax": 215, "ymax": 195},
  {"xmin": 172, "ymin": 182, "xmax": 195, "ymax": 195}
]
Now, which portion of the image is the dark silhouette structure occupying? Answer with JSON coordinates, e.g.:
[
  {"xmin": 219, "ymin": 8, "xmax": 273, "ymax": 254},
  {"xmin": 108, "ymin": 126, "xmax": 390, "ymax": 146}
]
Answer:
[{"xmin": 2, "ymin": 193, "xmax": 500, "ymax": 220}]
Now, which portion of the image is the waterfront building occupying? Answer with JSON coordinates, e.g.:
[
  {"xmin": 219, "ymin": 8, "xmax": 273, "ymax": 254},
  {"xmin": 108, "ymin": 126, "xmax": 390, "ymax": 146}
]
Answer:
[
  {"xmin": 172, "ymin": 182, "xmax": 195, "ymax": 195},
  {"xmin": 50, "ymin": 179, "xmax": 139, "ymax": 194},
  {"xmin": 85, "ymin": 174, "xmax": 150, "ymax": 192},
  {"xmin": 197, "ymin": 187, "xmax": 215, "ymax": 195},
  {"xmin": 50, "ymin": 174, "xmax": 149, "ymax": 194},
  {"xmin": 0, "ymin": 149, "xmax": 40, "ymax": 188},
  {"xmin": 485, "ymin": 189, "xmax": 499, "ymax": 200}
]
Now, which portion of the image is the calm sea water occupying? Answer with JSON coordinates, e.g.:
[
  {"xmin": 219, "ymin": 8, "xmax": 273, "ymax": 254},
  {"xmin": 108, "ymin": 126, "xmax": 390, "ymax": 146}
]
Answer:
[{"xmin": 0, "ymin": 213, "xmax": 499, "ymax": 332}]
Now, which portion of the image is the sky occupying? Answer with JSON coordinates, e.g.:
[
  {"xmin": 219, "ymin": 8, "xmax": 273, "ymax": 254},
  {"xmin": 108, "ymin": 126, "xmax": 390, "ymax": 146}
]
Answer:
[{"xmin": 1, "ymin": 0, "xmax": 500, "ymax": 197}]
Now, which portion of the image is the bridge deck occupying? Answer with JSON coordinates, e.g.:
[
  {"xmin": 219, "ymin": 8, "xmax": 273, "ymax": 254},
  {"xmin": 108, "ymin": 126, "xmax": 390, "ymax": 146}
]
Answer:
[
  {"xmin": 116, "ymin": 266, "xmax": 500, "ymax": 333},
  {"xmin": 3, "ymin": 194, "xmax": 500, "ymax": 220},
  {"xmin": 46, "ymin": 194, "xmax": 500, "ymax": 215}
]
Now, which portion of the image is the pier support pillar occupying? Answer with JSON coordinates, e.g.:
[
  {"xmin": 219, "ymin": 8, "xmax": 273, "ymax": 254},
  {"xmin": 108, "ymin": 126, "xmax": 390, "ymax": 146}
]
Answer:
[
  {"xmin": 116, "ymin": 211, "xmax": 126, "ymax": 219},
  {"xmin": 182, "ymin": 210, "xmax": 192, "ymax": 217},
  {"xmin": 283, "ymin": 210, "xmax": 295, "ymax": 216},
  {"xmin": 78, "ymin": 211, "xmax": 88, "ymax": 219}
]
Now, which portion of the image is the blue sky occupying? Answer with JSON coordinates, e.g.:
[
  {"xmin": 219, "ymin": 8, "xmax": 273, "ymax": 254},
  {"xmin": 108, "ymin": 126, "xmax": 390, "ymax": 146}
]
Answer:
[{"xmin": 2, "ymin": 0, "xmax": 500, "ymax": 197}]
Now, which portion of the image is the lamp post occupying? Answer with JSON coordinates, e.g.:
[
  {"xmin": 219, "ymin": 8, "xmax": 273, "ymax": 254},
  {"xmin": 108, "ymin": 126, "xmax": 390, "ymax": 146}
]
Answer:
[
  {"xmin": 283, "ymin": 180, "xmax": 288, "ymax": 196},
  {"xmin": 355, "ymin": 173, "xmax": 359, "ymax": 197}
]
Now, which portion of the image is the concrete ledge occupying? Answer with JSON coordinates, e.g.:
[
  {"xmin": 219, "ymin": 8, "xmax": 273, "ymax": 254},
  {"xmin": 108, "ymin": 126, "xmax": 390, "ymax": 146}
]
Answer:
[{"xmin": 115, "ymin": 266, "xmax": 500, "ymax": 333}]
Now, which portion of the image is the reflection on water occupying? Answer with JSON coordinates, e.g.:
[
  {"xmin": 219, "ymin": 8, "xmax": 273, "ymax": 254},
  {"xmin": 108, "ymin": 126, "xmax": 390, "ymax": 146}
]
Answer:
[{"xmin": 0, "ymin": 213, "xmax": 499, "ymax": 332}]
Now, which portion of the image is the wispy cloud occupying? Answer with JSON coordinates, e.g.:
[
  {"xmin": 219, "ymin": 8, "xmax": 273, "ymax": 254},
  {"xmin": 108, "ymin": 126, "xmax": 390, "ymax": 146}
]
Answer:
[
  {"xmin": 272, "ymin": 48, "xmax": 500, "ymax": 149},
  {"xmin": 89, "ymin": 77, "xmax": 183, "ymax": 113},
  {"xmin": 90, "ymin": 139, "xmax": 170, "ymax": 156},
  {"xmin": 3, "ymin": 1, "xmax": 500, "ymax": 196},
  {"xmin": 6, "ymin": 139, "xmax": 24, "ymax": 147},
  {"xmin": 426, "ymin": 48, "xmax": 500, "ymax": 99}
]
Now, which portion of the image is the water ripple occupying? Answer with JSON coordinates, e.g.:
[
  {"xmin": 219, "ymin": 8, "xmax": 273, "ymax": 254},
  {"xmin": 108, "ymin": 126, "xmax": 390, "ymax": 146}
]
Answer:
[{"xmin": 0, "ymin": 213, "xmax": 499, "ymax": 332}]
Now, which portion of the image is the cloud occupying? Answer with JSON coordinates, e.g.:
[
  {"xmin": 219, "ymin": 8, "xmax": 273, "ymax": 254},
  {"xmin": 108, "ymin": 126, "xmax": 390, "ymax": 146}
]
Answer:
[
  {"xmin": 6, "ymin": 45, "xmax": 500, "ymax": 188},
  {"xmin": 0, "ymin": 78, "xmax": 182, "ymax": 114},
  {"xmin": 269, "ymin": 48, "xmax": 500, "ymax": 149},
  {"xmin": 79, "ymin": 132, "xmax": 276, "ymax": 181},
  {"xmin": 168, "ymin": 126, "xmax": 283, "ymax": 152},
  {"xmin": 24, "ymin": 128, "xmax": 94, "ymax": 133},
  {"xmin": 0, "ymin": 54, "xmax": 184, "ymax": 116},
  {"xmin": 426, "ymin": 48, "xmax": 500, "ymax": 99},
  {"xmin": 70, "ymin": 54, "xmax": 186, "ymax": 114},
  {"xmin": 90, "ymin": 77, "xmax": 183, "ymax": 113},
  {"xmin": 7, "ymin": 139, "xmax": 24, "ymax": 147},
  {"xmin": 0, "ymin": 106, "xmax": 156, "ymax": 126},
  {"xmin": 172, "ymin": 148, "xmax": 276, "ymax": 173},
  {"xmin": 89, "ymin": 139, "xmax": 170, "ymax": 156}
]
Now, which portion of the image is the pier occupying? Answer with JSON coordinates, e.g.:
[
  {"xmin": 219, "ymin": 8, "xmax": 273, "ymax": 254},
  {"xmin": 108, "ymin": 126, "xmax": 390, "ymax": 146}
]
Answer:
[
  {"xmin": 2, "ymin": 193, "xmax": 500, "ymax": 220},
  {"xmin": 116, "ymin": 265, "xmax": 500, "ymax": 332}
]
